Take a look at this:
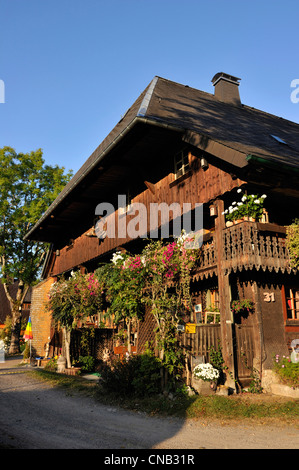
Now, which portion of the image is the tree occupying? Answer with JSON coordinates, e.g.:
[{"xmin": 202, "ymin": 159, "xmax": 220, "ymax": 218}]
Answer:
[
  {"xmin": 0, "ymin": 146, "xmax": 73, "ymax": 354},
  {"xmin": 141, "ymin": 235, "xmax": 197, "ymax": 388},
  {"xmin": 95, "ymin": 252, "xmax": 146, "ymax": 354},
  {"xmin": 48, "ymin": 272, "xmax": 104, "ymax": 368}
]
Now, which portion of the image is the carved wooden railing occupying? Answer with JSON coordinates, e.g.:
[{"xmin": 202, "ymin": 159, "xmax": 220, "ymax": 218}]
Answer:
[
  {"xmin": 193, "ymin": 236, "xmax": 217, "ymax": 280},
  {"xmin": 222, "ymin": 221, "xmax": 295, "ymax": 274}
]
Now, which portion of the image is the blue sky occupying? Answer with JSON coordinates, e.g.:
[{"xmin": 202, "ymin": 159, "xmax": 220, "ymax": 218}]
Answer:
[{"xmin": 1, "ymin": 0, "xmax": 299, "ymax": 175}]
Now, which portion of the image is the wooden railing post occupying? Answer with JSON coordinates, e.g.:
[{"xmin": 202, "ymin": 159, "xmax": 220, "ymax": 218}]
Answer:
[{"xmin": 214, "ymin": 199, "xmax": 236, "ymax": 390}]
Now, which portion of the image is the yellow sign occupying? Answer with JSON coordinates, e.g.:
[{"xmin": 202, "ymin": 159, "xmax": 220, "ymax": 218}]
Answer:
[{"xmin": 185, "ymin": 323, "xmax": 196, "ymax": 334}]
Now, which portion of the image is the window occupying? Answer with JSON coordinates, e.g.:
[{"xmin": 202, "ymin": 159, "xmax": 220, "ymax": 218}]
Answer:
[
  {"xmin": 270, "ymin": 134, "xmax": 287, "ymax": 145},
  {"xmin": 174, "ymin": 149, "xmax": 190, "ymax": 179},
  {"xmin": 119, "ymin": 189, "xmax": 132, "ymax": 214},
  {"xmin": 204, "ymin": 288, "xmax": 220, "ymax": 324},
  {"xmin": 286, "ymin": 288, "xmax": 299, "ymax": 320}
]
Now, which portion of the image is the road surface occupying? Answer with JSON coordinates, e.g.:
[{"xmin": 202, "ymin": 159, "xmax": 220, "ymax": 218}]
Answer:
[{"xmin": 0, "ymin": 358, "xmax": 298, "ymax": 450}]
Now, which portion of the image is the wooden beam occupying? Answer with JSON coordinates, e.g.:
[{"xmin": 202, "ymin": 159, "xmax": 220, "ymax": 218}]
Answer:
[{"xmin": 214, "ymin": 198, "xmax": 236, "ymax": 390}]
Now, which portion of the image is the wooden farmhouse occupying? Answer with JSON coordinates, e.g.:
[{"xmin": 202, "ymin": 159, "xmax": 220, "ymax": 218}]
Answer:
[{"xmin": 25, "ymin": 72, "xmax": 299, "ymax": 389}]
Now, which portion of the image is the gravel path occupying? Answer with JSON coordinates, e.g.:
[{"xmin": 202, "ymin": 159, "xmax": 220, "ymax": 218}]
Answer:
[{"xmin": 0, "ymin": 363, "xmax": 298, "ymax": 450}]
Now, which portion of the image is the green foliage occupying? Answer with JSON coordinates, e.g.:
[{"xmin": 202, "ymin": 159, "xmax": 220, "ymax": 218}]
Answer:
[
  {"xmin": 79, "ymin": 327, "xmax": 95, "ymax": 356},
  {"xmin": 95, "ymin": 252, "xmax": 146, "ymax": 325},
  {"xmin": 224, "ymin": 189, "xmax": 267, "ymax": 222},
  {"xmin": 286, "ymin": 219, "xmax": 299, "ymax": 269},
  {"xmin": 140, "ymin": 234, "xmax": 197, "ymax": 374},
  {"xmin": 231, "ymin": 299, "xmax": 254, "ymax": 315},
  {"xmin": 0, "ymin": 146, "xmax": 72, "ymax": 285},
  {"xmin": 94, "ymin": 234, "xmax": 198, "ymax": 385},
  {"xmin": 273, "ymin": 354, "xmax": 299, "ymax": 388},
  {"xmin": 48, "ymin": 272, "xmax": 104, "ymax": 330},
  {"xmin": 208, "ymin": 341, "xmax": 227, "ymax": 384},
  {"xmin": 44, "ymin": 356, "xmax": 58, "ymax": 372},
  {"xmin": 101, "ymin": 352, "xmax": 163, "ymax": 397},
  {"xmin": 247, "ymin": 368, "xmax": 263, "ymax": 394},
  {"xmin": 77, "ymin": 355, "xmax": 95, "ymax": 372}
]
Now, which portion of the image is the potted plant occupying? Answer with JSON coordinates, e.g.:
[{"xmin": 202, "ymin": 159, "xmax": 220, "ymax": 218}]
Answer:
[
  {"xmin": 192, "ymin": 363, "xmax": 220, "ymax": 394},
  {"xmin": 231, "ymin": 299, "xmax": 254, "ymax": 317},
  {"xmin": 223, "ymin": 189, "xmax": 267, "ymax": 225}
]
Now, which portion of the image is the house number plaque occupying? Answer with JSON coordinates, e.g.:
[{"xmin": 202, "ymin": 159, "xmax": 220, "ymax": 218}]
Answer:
[{"xmin": 264, "ymin": 292, "xmax": 275, "ymax": 302}]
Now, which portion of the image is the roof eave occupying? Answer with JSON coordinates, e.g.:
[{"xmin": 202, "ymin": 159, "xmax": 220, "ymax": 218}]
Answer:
[{"xmin": 24, "ymin": 114, "xmax": 184, "ymax": 242}]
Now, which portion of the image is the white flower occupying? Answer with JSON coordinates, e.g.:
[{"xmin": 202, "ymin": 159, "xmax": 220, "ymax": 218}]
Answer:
[
  {"xmin": 237, "ymin": 202, "xmax": 243, "ymax": 206},
  {"xmin": 237, "ymin": 188, "xmax": 242, "ymax": 193},
  {"xmin": 241, "ymin": 195, "xmax": 247, "ymax": 202},
  {"xmin": 111, "ymin": 251, "xmax": 124, "ymax": 265},
  {"xmin": 254, "ymin": 199, "xmax": 260, "ymax": 204},
  {"xmin": 261, "ymin": 194, "xmax": 267, "ymax": 199},
  {"xmin": 232, "ymin": 201, "xmax": 236, "ymax": 206},
  {"xmin": 193, "ymin": 363, "xmax": 220, "ymax": 381}
]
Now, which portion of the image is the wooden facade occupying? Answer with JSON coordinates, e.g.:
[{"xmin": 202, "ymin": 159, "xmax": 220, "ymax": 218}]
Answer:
[{"xmin": 26, "ymin": 73, "xmax": 299, "ymax": 389}]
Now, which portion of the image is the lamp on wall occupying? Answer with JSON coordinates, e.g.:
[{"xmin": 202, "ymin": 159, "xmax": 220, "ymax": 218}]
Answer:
[
  {"xmin": 209, "ymin": 205, "xmax": 217, "ymax": 217},
  {"xmin": 200, "ymin": 157, "xmax": 209, "ymax": 170}
]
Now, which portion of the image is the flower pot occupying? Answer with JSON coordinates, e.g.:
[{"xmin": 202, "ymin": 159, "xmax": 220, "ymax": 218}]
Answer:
[{"xmin": 191, "ymin": 377, "xmax": 216, "ymax": 395}]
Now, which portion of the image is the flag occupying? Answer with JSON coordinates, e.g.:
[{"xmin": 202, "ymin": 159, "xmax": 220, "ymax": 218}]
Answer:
[{"xmin": 23, "ymin": 316, "xmax": 33, "ymax": 341}]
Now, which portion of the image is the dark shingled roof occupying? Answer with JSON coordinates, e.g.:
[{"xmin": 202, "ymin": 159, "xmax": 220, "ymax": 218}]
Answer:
[{"xmin": 25, "ymin": 75, "xmax": 299, "ymax": 241}]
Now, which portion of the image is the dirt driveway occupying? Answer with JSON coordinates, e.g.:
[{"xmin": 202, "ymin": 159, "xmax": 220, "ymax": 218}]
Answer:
[{"xmin": 0, "ymin": 359, "xmax": 298, "ymax": 450}]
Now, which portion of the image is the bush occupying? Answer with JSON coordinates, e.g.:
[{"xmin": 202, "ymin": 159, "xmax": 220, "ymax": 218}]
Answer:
[
  {"xmin": 101, "ymin": 352, "xmax": 162, "ymax": 397},
  {"xmin": 273, "ymin": 354, "xmax": 299, "ymax": 388},
  {"xmin": 77, "ymin": 355, "xmax": 95, "ymax": 372},
  {"xmin": 44, "ymin": 356, "xmax": 58, "ymax": 372}
]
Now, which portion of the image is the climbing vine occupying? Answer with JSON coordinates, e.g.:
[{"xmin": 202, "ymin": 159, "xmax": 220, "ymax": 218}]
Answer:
[{"xmin": 286, "ymin": 219, "xmax": 299, "ymax": 269}]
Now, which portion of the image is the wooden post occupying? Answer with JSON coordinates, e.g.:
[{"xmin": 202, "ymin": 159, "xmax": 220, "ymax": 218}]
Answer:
[{"xmin": 214, "ymin": 199, "xmax": 236, "ymax": 390}]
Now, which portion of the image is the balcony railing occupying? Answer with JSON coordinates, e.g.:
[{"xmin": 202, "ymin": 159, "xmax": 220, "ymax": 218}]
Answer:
[
  {"xmin": 193, "ymin": 221, "xmax": 296, "ymax": 278},
  {"xmin": 222, "ymin": 221, "xmax": 295, "ymax": 275}
]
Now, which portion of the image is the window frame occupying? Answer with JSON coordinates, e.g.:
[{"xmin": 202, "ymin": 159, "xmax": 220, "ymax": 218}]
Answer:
[
  {"xmin": 285, "ymin": 288, "xmax": 299, "ymax": 321},
  {"xmin": 174, "ymin": 149, "xmax": 190, "ymax": 180}
]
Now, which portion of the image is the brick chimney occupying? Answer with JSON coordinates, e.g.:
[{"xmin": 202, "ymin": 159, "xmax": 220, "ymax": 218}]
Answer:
[{"xmin": 211, "ymin": 72, "xmax": 241, "ymax": 106}]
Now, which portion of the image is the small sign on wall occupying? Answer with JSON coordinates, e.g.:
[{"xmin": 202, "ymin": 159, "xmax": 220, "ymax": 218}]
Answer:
[
  {"xmin": 185, "ymin": 323, "xmax": 196, "ymax": 334},
  {"xmin": 264, "ymin": 292, "xmax": 275, "ymax": 302}
]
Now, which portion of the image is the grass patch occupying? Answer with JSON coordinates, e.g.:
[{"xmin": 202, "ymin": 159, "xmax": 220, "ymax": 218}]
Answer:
[
  {"xmin": 28, "ymin": 369, "xmax": 299, "ymax": 424},
  {"xmin": 27, "ymin": 369, "xmax": 99, "ymax": 397}
]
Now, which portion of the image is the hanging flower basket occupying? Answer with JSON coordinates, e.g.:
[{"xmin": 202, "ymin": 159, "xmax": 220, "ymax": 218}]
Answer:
[{"xmin": 231, "ymin": 299, "xmax": 254, "ymax": 316}]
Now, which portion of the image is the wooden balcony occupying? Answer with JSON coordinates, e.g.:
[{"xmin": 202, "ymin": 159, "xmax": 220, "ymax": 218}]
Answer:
[
  {"xmin": 222, "ymin": 221, "xmax": 295, "ymax": 275},
  {"xmin": 193, "ymin": 221, "xmax": 296, "ymax": 279}
]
